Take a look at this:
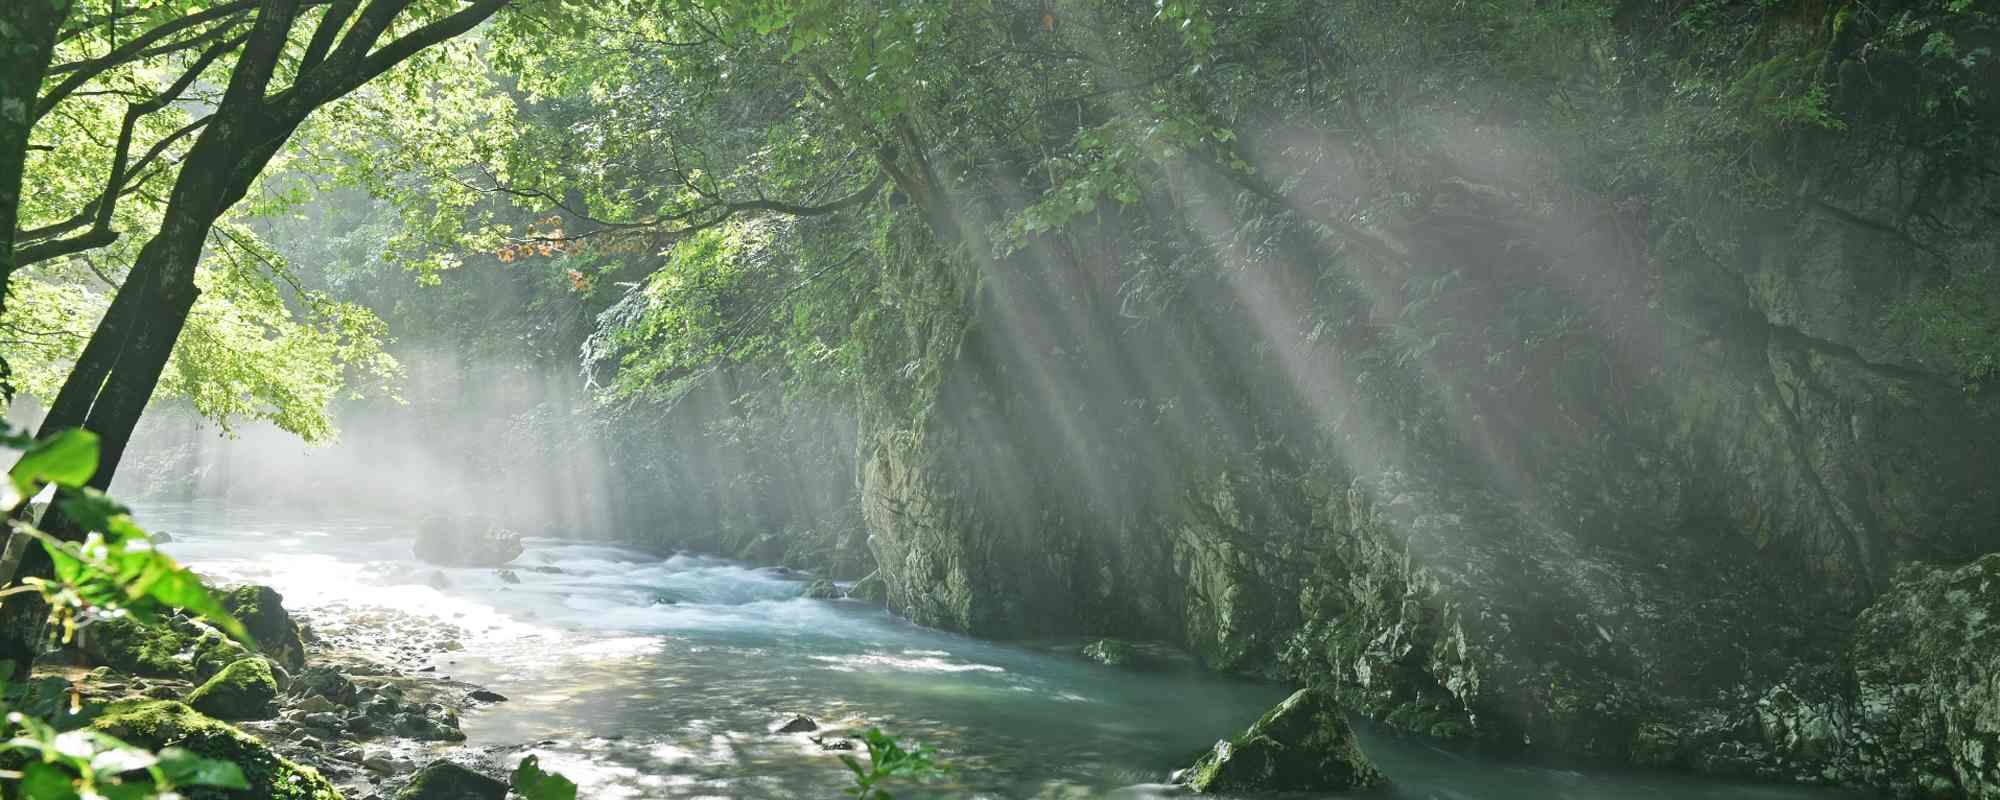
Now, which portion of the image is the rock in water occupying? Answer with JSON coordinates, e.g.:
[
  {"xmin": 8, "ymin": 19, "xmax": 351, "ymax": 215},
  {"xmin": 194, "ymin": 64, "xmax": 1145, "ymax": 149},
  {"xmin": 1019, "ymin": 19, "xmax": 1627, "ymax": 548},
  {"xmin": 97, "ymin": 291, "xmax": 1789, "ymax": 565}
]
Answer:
[
  {"xmin": 397, "ymin": 760, "xmax": 508, "ymax": 800},
  {"xmin": 846, "ymin": 570, "xmax": 889, "ymax": 604},
  {"xmin": 777, "ymin": 715, "xmax": 818, "ymax": 733},
  {"xmin": 799, "ymin": 579, "xmax": 842, "ymax": 599},
  {"xmin": 151, "ymin": 531, "xmax": 174, "ymax": 544},
  {"xmin": 184, "ymin": 657, "xmax": 280, "ymax": 721},
  {"xmin": 412, "ymin": 514, "xmax": 524, "ymax": 567},
  {"xmin": 93, "ymin": 700, "xmax": 340, "ymax": 799},
  {"xmin": 1850, "ymin": 554, "xmax": 2000, "ymax": 798},
  {"xmin": 1179, "ymin": 688, "xmax": 1384, "ymax": 793},
  {"xmin": 495, "ymin": 568, "xmax": 521, "ymax": 584},
  {"xmin": 220, "ymin": 584, "xmax": 308, "ymax": 670},
  {"xmin": 1082, "ymin": 639, "xmax": 1136, "ymax": 667},
  {"xmin": 426, "ymin": 570, "xmax": 452, "ymax": 590}
]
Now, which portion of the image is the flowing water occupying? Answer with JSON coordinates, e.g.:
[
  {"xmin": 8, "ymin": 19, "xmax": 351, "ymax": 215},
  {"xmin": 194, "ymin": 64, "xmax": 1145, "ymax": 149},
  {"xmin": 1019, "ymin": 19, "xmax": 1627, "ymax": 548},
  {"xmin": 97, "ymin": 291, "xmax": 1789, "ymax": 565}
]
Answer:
[{"xmin": 141, "ymin": 502, "xmax": 1870, "ymax": 800}]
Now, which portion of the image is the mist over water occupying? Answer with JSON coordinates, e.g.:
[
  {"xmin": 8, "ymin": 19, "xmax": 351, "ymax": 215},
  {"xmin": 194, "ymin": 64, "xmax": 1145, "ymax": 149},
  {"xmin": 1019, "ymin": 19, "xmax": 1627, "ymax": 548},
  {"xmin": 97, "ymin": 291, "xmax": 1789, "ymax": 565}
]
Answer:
[{"xmin": 138, "ymin": 500, "xmax": 1869, "ymax": 799}]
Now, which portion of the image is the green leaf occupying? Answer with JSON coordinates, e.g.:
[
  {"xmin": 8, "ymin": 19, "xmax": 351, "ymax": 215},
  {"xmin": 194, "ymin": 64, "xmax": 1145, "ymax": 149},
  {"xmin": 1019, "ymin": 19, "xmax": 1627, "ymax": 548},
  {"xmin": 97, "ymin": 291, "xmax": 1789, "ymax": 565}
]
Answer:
[
  {"xmin": 9, "ymin": 429, "xmax": 99, "ymax": 502},
  {"xmin": 158, "ymin": 747, "xmax": 253, "ymax": 789},
  {"xmin": 510, "ymin": 755, "xmax": 579, "ymax": 800},
  {"xmin": 19, "ymin": 762, "xmax": 81, "ymax": 800}
]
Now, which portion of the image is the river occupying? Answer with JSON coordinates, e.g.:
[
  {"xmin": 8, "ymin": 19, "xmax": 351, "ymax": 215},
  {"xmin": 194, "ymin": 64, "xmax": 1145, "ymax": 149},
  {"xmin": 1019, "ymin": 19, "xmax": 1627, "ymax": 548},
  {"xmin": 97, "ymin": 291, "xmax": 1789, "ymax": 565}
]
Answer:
[{"xmin": 140, "ymin": 501, "xmax": 1869, "ymax": 799}]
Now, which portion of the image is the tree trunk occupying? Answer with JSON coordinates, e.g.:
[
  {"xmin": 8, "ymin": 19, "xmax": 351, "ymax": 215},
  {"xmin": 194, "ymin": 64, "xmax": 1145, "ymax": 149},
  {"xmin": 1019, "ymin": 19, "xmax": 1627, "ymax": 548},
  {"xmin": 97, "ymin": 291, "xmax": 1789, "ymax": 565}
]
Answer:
[{"xmin": 0, "ymin": 1, "xmax": 73, "ymax": 393}]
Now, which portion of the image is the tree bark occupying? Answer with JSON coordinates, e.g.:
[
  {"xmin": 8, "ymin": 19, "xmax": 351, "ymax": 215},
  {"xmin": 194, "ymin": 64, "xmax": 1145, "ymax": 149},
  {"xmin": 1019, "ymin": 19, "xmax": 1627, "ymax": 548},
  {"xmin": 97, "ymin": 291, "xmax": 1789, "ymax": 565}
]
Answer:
[{"xmin": 0, "ymin": 0, "xmax": 74, "ymax": 393}]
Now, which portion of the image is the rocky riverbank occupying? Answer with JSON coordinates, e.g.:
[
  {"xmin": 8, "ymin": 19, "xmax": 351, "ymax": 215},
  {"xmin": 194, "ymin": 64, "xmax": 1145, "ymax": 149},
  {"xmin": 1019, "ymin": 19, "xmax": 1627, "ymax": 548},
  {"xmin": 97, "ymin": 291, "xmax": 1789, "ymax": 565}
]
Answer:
[{"xmin": 47, "ymin": 584, "xmax": 522, "ymax": 800}]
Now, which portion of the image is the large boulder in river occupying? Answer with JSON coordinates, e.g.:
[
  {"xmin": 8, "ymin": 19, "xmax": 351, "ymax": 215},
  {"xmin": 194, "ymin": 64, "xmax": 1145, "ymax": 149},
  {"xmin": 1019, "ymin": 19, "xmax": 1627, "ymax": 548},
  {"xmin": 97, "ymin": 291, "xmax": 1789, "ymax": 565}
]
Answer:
[
  {"xmin": 397, "ymin": 760, "xmax": 507, "ymax": 800},
  {"xmin": 184, "ymin": 657, "xmax": 279, "ymax": 721},
  {"xmin": 413, "ymin": 514, "xmax": 523, "ymax": 567},
  {"xmin": 1178, "ymin": 688, "xmax": 1384, "ymax": 793},
  {"xmin": 1848, "ymin": 554, "xmax": 2000, "ymax": 798},
  {"xmin": 219, "ymin": 584, "xmax": 307, "ymax": 670}
]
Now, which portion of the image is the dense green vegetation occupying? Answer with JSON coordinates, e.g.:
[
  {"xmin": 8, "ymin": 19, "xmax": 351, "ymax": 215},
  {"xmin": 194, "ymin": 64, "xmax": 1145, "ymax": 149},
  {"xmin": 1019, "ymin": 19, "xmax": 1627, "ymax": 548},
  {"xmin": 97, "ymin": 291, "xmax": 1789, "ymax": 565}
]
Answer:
[{"xmin": 4, "ymin": 0, "xmax": 1998, "ymax": 797}]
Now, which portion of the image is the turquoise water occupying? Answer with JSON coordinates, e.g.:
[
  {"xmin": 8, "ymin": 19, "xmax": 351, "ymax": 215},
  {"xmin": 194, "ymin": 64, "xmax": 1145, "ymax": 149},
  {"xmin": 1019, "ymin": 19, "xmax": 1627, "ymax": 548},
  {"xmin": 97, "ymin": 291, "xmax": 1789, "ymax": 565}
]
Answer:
[{"xmin": 143, "ymin": 502, "xmax": 1869, "ymax": 799}]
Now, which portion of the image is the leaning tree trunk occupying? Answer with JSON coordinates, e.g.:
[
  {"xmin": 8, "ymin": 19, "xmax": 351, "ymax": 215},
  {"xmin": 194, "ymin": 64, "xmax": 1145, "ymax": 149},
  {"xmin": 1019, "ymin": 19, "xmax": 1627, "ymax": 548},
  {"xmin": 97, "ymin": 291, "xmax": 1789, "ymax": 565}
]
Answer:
[{"xmin": 0, "ymin": 162, "xmax": 231, "ymax": 678}]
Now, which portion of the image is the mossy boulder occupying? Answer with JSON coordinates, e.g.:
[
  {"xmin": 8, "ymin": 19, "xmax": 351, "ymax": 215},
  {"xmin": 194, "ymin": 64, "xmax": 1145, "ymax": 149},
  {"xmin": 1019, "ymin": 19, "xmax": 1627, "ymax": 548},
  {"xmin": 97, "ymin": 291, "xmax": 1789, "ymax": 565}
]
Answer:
[
  {"xmin": 219, "ymin": 585, "xmax": 307, "ymax": 671},
  {"xmin": 396, "ymin": 760, "xmax": 506, "ymax": 800},
  {"xmin": 1179, "ymin": 688, "xmax": 1384, "ymax": 793},
  {"xmin": 1081, "ymin": 639, "xmax": 1136, "ymax": 667},
  {"xmin": 185, "ymin": 658, "xmax": 279, "ymax": 721},
  {"xmin": 91, "ymin": 700, "xmax": 340, "ymax": 800},
  {"xmin": 80, "ymin": 615, "xmax": 193, "ymax": 679}
]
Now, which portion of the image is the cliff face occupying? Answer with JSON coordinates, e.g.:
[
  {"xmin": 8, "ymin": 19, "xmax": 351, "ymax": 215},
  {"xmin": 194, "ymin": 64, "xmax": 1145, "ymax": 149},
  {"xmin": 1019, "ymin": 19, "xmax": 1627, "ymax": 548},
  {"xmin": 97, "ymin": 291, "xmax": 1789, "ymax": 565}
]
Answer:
[{"xmin": 850, "ymin": 1, "xmax": 2000, "ymax": 793}]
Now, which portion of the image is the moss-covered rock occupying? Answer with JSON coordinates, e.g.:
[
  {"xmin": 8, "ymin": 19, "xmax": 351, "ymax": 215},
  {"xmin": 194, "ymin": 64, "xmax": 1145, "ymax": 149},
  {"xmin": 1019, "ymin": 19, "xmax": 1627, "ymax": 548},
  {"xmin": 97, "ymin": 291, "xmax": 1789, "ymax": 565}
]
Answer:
[
  {"xmin": 91, "ymin": 700, "xmax": 340, "ymax": 800},
  {"xmin": 1178, "ymin": 688, "xmax": 1383, "ymax": 793},
  {"xmin": 395, "ymin": 760, "xmax": 506, "ymax": 800},
  {"xmin": 80, "ymin": 615, "xmax": 193, "ymax": 679},
  {"xmin": 185, "ymin": 658, "xmax": 279, "ymax": 721},
  {"xmin": 190, "ymin": 626, "xmax": 256, "ymax": 681},
  {"xmin": 219, "ymin": 585, "xmax": 307, "ymax": 671}
]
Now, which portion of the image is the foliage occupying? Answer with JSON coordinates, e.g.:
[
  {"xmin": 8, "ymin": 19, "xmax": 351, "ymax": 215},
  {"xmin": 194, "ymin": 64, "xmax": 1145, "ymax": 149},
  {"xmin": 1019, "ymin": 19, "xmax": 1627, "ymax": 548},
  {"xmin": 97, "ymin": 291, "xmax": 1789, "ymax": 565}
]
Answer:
[
  {"xmin": 1, "ymin": 422, "xmax": 256, "ymax": 798},
  {"xmin": 510, "ymin": 754, "xmax": 579, "ymax": 800},
  {"xmin": 838, "ymin": 728, "xmax": 951, "ymax": 800}
]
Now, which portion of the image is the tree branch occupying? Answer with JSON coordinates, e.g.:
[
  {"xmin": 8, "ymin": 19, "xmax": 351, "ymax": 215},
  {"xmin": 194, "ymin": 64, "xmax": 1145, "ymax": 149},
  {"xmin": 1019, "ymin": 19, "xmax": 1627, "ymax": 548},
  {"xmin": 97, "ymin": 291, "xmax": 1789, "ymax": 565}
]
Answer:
[{"xmin": 37, "ymin": 1, "xmax": 257, "ymax": 120}]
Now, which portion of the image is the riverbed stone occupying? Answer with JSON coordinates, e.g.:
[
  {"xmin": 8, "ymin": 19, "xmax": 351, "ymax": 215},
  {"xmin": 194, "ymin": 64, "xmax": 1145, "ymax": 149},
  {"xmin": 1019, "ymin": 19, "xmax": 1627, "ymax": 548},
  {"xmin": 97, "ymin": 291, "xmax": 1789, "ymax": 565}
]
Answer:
[
  {"xmin": 1178, "ymin": 688, "xmax": 1384, "ymax": 793},
  {"xmin": 92, "ymin": 700, "xmax": 340, "ymax": 800},
  {"xmin": 185, "ymin": 657, "xmax": 280, "ymax": 721},
  {"xmin": 396, "ymin": 760, "xmax": 507, "ymax": 800}
]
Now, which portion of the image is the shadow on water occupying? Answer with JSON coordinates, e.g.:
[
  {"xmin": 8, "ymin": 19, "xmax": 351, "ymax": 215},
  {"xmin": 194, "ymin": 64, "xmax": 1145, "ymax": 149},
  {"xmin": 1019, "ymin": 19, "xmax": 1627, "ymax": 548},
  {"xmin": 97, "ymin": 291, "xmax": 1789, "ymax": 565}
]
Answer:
[{"xmin": 139, "ymin": 502, "xmax": 1873, "ymax": 799}]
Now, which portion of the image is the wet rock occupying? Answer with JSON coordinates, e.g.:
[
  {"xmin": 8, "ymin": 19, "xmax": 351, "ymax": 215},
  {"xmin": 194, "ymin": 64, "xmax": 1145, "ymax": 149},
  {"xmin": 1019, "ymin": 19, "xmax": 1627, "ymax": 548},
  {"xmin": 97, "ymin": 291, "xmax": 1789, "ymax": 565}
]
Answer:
[
  {"xmin": 426, "ymin": 570, "xmax": 452, "ymax": 590},
  {"xmin": 468, "ymin": 689, "xmax": 508, "ymax": 703},
  {"xmin": 151, "ymin": 531, "xmax": 174, "ymax": 544},
  {"xmin": 523, "ymin": 565, "xmax": 565, "ymax": 575},
  {"xmin": 220, "ymin": 585, "xmax": 309, "ymax": 671},
  {"xmin": 776, "ymin": 715, "xmax": 818, "ymax": 733},
  {"xmin": 396, "ymin": 760, "xmax": 507, "ymax": 800},
  {"xmin": 295, "ymin": 695, "xmax": 338, "ymax": 714},
  {"xmin": 494, "ymin": 569, "xmax": 520, "ymax": 584},
  {"xmin": 799, "ymin": 579, "xmax": 842, "ymax": 600},
  {"xmin": 846, "ymin": 570, "xmax": 889, "ymax": 605},
  {"xmin": 1178, "ymin": 688, "xmax": 1384, "ymax": 793},
  {"xmin": 93, "ymin": 700, "xmax": 340, "ymax": 799},
  {"xmin": 185, "ymin": 658, "xmax": 280, "ymax": 721},
  {"xmin": 413, "ymin": 515, "xmax": 524, "ymax": 568},
  {"xmin": 295, "ymin": 665, "xmax": 360, "ymax": 705},
  {"xmin": 1081, "ymin": 639, "xmax": 1139, "ymax": 668},
  {"xmin": 1850, "ymin": 555, "xmax": 2000, "ymax": 798}
]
